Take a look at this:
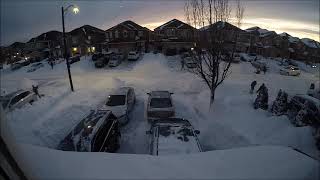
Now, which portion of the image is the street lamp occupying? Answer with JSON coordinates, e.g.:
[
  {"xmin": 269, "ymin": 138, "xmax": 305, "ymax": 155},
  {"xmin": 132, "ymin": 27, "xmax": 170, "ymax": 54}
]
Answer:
[{"xmin": 61, "ymin": 5, "xmax": 79, "ymax": 92}]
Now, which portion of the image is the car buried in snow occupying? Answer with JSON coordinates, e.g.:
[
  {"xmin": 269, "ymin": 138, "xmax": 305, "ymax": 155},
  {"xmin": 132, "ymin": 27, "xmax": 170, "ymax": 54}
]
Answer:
[
  {"xmin": 128, "ymin": 51, "xmax": 140, "ymax": 61},
  {"xmin": 146, "ymin": 91, "xmax": 175, "ymax": 122},
  {"xmin": 27, "ymin": 62, "xmax": 44, "ymax": 72},
  {"xmin": 99, "ymin": 87, "xmax": 136, "ymax": 125},
  {"xmin": 280, "ymin": 66, "xmax": 301, "ymax": 76},
  {"xmin": 108, "ymin": 55, "xmax": 122, "ymax": 67},
  {"xmin": 57, "ymin": 110, "xmax": 121, "ymax": 152},
  {"xmin": 0, "ymin": 90, "xmax": 38, "ymax": 112},
  {"xmin": 146, "ymin": 118, "xmax": 202, "ymax": 156}
]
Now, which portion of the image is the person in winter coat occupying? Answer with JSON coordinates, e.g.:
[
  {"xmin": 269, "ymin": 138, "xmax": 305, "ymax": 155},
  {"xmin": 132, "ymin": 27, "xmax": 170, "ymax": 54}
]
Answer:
[
  {"xmin": 262, "ymin": 66, "xmax": 267, "ymax": 74},
  {"xmin": 32, "ymin": 85, "xmax": 41, "ymax": 98},
  {"xmin": 50, "ymin": 60, "xmax": 54, "ymax": 69},
  {"xmin": 181, "ymin": 59, "xmax": 185, "ymax": 70},
  {"xmin": 250, "ymin": 80, "xmax": 257, "ymax": 94}
]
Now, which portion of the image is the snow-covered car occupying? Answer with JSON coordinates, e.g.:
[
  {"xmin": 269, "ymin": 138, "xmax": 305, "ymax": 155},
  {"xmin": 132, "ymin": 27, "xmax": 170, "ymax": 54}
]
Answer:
[
  {"xmin": 108, "ymin": 55, "xmax": 122, "ymax": 67},
  {"xmin": 57, "ymin": 109, "xmax": 121, "ymax": 152},
  {"xmin": 69, "ymin": 55, "xmax": 81, "ymax": 64},
  {"xmin": 307, "ymin": 82, "xmax": 320, "ymax": 100},
  {"xmin": 288, "ymin": 94, "xmax": 320, "ymax": 127},
  {"xmin": 146, "ymin": 91, "xmax": 175, "ymax": 122},
  {"xmin": 232, "ymin": 53, "xmax": 241, "ymax": 63},
  {"xmin": 0, "ymin": 90, "xmax": 37, "ymax": 112},
  {"xmin": 128, "ymin": 51, "xmax": 140, "ymax": 61},
  {"xmin": 99, "ymin": 87, "xmax": 136, "ymax": 125},
  {"xmin": 146, "ymin": 118, "xmax": 202, "ymax": 155},
  {"xmin": 92, "ymin": 53, "xmax": 103, "ymax": 61},
  {"xmin": 184, "ymin": 57, "xmax": 197, "ymax": 68},
  {"xmin": 94, "ymin": 56, "xmax": 109, "ymax": 68},
  {"xmin": 27, "ymin": 62, "xmax": 44, "ymax": 72},
  {"xmin": 10, "ymin": 63, "xmax": 23, "ymax": 71},
  {"xmin": 280, "ymin": 66, "xmax": 301, "ymax": 76}
]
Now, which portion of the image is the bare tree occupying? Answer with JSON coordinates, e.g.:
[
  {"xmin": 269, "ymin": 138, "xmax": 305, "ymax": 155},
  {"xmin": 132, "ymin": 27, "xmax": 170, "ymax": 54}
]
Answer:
[{"xmin": 184, "ymin": 0, "xmax": 245, "ymax": 108}]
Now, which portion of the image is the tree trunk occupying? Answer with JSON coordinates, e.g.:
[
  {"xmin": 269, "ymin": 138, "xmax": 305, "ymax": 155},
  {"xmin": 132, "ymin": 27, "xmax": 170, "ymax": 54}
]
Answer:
[{"xmin": 209, "ymin": 89, "xmax": 215, "ymax": 107}]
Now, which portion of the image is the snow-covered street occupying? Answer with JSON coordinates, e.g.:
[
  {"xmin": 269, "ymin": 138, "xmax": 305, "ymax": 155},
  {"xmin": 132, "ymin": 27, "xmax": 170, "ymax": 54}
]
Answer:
[{"xmin": 1, "ymin": 53, "xmax": 319, "ymax": 159}]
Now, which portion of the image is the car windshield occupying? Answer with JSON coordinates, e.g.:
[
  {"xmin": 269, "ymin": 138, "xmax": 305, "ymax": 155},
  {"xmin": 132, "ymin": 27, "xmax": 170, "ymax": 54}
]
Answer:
[
  {"xmin": 106, "ymin": 95, "xmax": 126, "ymax": 106},
  {"xmin": 150, "ymin": 98, "xmax": 172, "ymax": 108}
]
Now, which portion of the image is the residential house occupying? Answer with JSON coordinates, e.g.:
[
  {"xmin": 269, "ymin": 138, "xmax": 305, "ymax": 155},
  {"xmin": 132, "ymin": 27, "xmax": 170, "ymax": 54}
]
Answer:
[
  {"xmin": 154, "ymin": 19, "xmax": 196, "ymax": 55},
  {"xmin": 200, "ymin": 21, "xmax": 243, "ymax": 53},
  {"xmin": 104, "ymin": 20, "xmax": 152, "ymax": 54},
  {"xmin": 25, "ymin": 31, "xmax": 63, "ymax": 60},
  {"xmin": 68, "ymin": 25, "xmax": 106, "ymax": 56}
]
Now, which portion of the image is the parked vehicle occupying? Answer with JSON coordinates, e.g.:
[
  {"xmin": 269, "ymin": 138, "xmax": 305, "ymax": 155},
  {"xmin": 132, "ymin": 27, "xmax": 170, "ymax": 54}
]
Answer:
[
  {"xmin": 92, "ymin": 53, "xmax": 103, "ymax": 61},
  {"xmin": 69, "ymin": 55, "xmax": 81, "ymax": 64},
  {"xmin": 288, "ymin": 94, "xmax": 320, "ymax": 126},
  {"xmin": 116, "ymin": 52, "xmax": 125, "ymax": 60},
  {"xmin": 128, "ymin": 51, "xmax": 140, "ymax": 61},
  {"xmin": 232, "ymin": 53, "xmax": 241, "ymax": 63},
  {"xmin": 0, "ymin": 90, "xmax": 37, "ymax": 112},
  {"xmin": 307, "ymin": 82, "xmax": 320, "ymax": 100},
  {"xmin": 108, "ymin": 55, "xmax": 122, "ymax": 67},
  {"xmin": 11, "ymin": 63, "xmax": 23, "ymax": 71},
  {"xmin": 27, "ymin": 63, "xmax": 44, "ymax": 72},
  {"xmin": 99, "ymin": 87, "xmax": 136, "ymax": 125},
  {"xmin": 94, "ymin": 56, "xmax": 110, "ymax": 68},
  {"xmin": 57, "ymin": 109, "xmax": 121, "ymax": 152},
  {"xmin": 185, "ymin": 57, "xmax": 197, "ymax": 68},
  {"xmin": 251, "ymin": 61, "xmax": 267, "ymax": 70},
  {"xmin": 146, "ymin": 118, "xmax": 202, "ymax": 155},
  {"xmin": 180, "ymin": 52, "xmax": 191, "ymax": 60},
  {"xmin": 280, "ymin": 66, "xmax": 301, "ymax": 76},
  {"xmin": 146, "ymin": 91, "xmax": 175, "ymax": 122}
]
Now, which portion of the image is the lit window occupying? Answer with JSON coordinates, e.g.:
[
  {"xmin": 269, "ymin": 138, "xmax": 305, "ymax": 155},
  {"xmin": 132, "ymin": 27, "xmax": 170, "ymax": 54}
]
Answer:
[
  {"xmin": 73, "ymin": 47, "xmax": 77, "ymax": 51},
  {"xmin": 91, "ymin": 47, "xmax": 95, "ymax": 52}
]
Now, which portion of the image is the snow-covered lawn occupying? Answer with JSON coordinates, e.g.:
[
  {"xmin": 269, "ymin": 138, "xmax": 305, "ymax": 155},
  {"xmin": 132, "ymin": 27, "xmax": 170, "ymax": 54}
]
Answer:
[
  {"xmin": 3, "ymin": 54, "xmax": 319, "ymax": 152},
  {"xmin": 1, "ymin": 53, "xmax": 319, "ymax": 178}
]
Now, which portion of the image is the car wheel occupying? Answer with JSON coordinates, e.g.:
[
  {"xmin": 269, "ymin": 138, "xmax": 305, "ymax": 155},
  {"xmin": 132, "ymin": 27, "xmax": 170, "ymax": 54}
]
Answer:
[{"xmin": 29, "ymin": 100, "xmax": 34, "ymax": 105}]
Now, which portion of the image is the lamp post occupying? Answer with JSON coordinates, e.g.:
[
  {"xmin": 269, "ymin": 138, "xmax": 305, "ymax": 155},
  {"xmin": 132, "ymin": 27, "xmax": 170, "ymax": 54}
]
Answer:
[{"xmin": 61, "ymin": 5, "xmax": 79, "ymax": 92}]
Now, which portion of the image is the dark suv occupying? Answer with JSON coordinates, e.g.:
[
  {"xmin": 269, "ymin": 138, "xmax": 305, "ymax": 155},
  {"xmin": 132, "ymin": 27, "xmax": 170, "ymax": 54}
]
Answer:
[
  {"xmin": 58, "ymin": 110, "xmax": 121, "ymax": 152},
  {"xmin": 288, "ymin": 94, "xmax": 320, "ymax": 127},
  {"xmin": 92, "ymin": 53, "xmax": 103, "ymax": 61}
]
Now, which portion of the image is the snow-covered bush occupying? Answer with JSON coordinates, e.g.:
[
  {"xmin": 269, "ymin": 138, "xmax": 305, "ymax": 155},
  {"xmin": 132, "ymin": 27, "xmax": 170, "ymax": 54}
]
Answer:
[{"xmin": 271, "ymin": 89, "xmax": 288, "ymax": 116}]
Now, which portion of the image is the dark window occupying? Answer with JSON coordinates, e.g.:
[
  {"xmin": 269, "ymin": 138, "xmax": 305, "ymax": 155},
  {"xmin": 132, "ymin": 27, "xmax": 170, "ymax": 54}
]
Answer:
[
  {"xmin": 106, "ymin": 95, "xmax": 126, "ymax": 106},
  {"xmin": 92, "ymin": 120, "xmax": 113, "ymax": 151},
  {"xmin": 150, "ymin": 98, "xmax": 172, "ymax": 108}
]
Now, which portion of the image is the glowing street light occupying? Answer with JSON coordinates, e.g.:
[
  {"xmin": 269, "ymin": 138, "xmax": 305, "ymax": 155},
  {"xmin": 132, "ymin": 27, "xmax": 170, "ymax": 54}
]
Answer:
[{"xmin": 61, "ymin": 4, "xmax": 80, "ymax": 92}]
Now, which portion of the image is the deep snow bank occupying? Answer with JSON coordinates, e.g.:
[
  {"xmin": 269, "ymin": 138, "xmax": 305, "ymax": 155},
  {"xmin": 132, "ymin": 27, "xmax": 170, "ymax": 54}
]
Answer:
[{"xmin": 14, "ymin": 143, "xmax": 319, "ymax": 179}]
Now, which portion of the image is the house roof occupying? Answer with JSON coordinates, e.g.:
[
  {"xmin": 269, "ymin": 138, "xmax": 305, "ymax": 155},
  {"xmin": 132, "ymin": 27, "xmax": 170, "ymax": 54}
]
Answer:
[
  {"xmin": 106, "ymin": 20, "xmax": 151, "ymax": 32},
  {"xmin": 28, "ymin": 31, "xmax": 62, "ymax": 43},
  {"xmin": 154, "ymin": 19, "xmax": 195, "ymax": 31},
  {"xmin": 69, "ymin": 25, "xmax": 105, "ymax": 36},
  {"xmin": 200, "ymin": 21, "xmax": 243, "ymax": 32}
]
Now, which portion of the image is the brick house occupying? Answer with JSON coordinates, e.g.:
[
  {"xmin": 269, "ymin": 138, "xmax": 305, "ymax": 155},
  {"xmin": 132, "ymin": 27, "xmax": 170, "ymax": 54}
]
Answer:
[
  {"xmin": 68, "ymin": 25, "xmax": 106, "ymax": 56},
  {"xmin": 154, "ymin": 19, "xmax": 196, "ymax": 55},
  {"xmin": 104, "ymin": 20, "xmax": 153, "ymax": 55}
]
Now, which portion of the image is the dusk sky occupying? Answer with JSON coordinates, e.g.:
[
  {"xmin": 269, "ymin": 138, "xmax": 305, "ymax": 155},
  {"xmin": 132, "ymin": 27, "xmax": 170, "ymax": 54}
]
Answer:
[{"xmin": 1, "ymin": 0, "xmax": 319, "ymax": 46}]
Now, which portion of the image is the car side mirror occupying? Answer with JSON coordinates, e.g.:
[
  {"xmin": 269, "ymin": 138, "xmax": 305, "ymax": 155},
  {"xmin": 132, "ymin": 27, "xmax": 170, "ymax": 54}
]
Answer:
[
  {"xmin": 147, "ymin": 93, "xmax": 150, "ymax": 95},
  {"xmin": 170, "ymin": 93, "xmax": 174, "ymax": 95},
  {"xmin": 194, "ymin": 130, "xmax": 200, "ymax": 135},
  {"xmin": 146, "ymin": 130, "xmax": 152, "ymax": 134}
]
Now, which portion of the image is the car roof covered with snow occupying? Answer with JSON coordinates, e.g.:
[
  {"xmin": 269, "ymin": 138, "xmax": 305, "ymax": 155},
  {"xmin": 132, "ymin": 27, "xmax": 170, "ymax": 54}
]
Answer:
[
  {"xmin": 0, "ymin": 90, "xmax": 26, "ymax": 100},
  {"xmin": 295, "ymin": 94, "xmax": 320, "ymax": 107},
  {"xmin": 110, "ymin": 87, "xmax": 132, "ymax": 95},
  {"xmin": 151, "ymin": 118, "xmax": 202, "ymax": 155},
  {"xmin": 58, "ymin": 109, "xmax": 117, "ymax": 151},
  {"xmin": 149, "ymin": 91, "xmax": 171, "ymax": 98}
]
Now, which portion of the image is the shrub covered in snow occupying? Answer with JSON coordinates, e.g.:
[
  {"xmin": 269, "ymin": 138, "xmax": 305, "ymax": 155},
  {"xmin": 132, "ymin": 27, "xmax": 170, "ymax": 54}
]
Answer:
[{"xmin": 271, "ymin": 89, "xmax": 288, "ymax": 116}]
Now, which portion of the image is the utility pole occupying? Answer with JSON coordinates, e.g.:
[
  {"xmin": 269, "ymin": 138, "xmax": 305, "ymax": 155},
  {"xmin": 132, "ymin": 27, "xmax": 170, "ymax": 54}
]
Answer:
[{"xmin": 61, "ymin": 7, "xmax": 74, "ymax": 92}]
